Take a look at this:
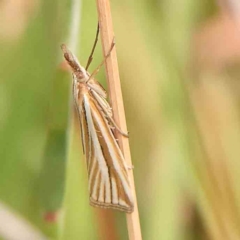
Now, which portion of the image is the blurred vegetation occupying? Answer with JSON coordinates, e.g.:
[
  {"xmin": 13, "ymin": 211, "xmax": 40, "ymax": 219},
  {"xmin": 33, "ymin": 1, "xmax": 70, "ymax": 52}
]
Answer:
[{"xmin": 1, "ymin": 0, "xmax": 240, "ymax": 239}]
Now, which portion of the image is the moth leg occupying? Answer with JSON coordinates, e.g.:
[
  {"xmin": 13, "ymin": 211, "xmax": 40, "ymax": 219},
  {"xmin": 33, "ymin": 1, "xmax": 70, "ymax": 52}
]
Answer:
[
  {"xmin": 106, "ymin": 116, "xmax": 129, "ymax": 137},
  {"xmin": 85, "ymin": 23, "xmax": 100, "ymax": 70},
  {"xmin": 97, "ymin": 103, "xmax": 129, "ymax": 137},
  {"xmin": 127, "ymin": 165, "xmax": 134, "ymax": 170},
  {"xmin": 87, "ymin": 38, "xmax": 115, "ymax": 82},
  {"xmin": 90, "ymin": 87, "xmax": 129, "ymax": 138}
]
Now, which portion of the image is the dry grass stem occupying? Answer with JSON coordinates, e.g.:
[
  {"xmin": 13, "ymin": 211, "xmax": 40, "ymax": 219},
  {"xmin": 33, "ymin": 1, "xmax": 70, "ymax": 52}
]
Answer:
[{"xmin": 95, "ymin": 0, "xmax": 142, "ymax": 239}]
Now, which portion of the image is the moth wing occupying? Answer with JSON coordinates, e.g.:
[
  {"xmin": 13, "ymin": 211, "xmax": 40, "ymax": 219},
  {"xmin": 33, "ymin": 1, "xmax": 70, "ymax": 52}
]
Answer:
[
  {"xmin": 73, "ymin": 75, "xmax": 87, "ymax": 154},
  {"xmin": 87, "ymin": 78, "xmax": 107, "ymax": 98},
  {"xmin": 82, "ymin": 93, "xmax": 134, "ymax": 213}
]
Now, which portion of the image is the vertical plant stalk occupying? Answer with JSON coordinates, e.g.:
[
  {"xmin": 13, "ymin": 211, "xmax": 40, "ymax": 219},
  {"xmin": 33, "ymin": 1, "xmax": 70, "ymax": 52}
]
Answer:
[
  {"xmin": 65, "ymin": 0, "xmax": 82, "ymax": 174},
  {"xmin": 95, "ymin": 0, "xmax": 142, "ymax": 239},
  {"xmin": 65, "ymin": 0, "xmax": 82, "ymax": 188},
  {"xmin": 68, "ymin": 0, "xmax": 82, "ymax": 52},
  {"xmin": 60, "ymin": 0, "xmax": 82, "ymax": 238}
]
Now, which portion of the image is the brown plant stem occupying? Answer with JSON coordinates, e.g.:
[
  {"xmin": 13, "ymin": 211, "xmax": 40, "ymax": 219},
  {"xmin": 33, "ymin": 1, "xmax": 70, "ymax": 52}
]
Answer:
[{"xmin": 95, "ymin": 0, "xmax": 142, "ymax": 239}]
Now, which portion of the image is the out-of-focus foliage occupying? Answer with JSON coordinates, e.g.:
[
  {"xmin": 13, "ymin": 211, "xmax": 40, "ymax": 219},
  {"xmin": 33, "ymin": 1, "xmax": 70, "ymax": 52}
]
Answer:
[{"xmin": 1, "ymin": 0, "xmax": 240, "ymax": 239}]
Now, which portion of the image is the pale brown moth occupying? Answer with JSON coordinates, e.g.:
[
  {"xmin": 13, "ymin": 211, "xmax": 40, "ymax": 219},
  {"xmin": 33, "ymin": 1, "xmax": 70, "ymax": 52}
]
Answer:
[{"xmin": 61, "ymin": 26, "xmax": 134, "ymax": 213}]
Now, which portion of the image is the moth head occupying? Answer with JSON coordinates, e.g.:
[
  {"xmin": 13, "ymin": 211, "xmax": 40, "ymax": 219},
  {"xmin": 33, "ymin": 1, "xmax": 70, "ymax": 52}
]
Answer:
[{"xmin": 61, "ymin": 44, "xmax": 88, "ymax": 81}]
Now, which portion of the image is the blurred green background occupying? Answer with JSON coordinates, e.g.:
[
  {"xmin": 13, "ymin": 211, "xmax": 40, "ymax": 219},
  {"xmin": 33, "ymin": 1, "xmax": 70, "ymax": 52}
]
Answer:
[{"xmin": 1, "ymin": 0, "xmax": 240, "ymax": 239}]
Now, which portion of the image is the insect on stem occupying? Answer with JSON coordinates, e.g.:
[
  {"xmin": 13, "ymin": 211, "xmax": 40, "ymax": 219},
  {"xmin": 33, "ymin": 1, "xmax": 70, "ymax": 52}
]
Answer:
[{"xmin": 61, "ymin": 33, "xmax": 133, "ymax": 213}]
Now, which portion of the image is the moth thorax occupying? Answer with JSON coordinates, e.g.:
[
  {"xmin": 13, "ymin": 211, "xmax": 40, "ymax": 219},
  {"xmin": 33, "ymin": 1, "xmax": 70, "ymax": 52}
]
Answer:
[
  {"xmin": 75, "ymin": 65, "xmax": 88, "ymax": 80},
  {"xmin": 78, "ymin": 82, "xmax": 88, "ymax": 92},
  {"xmin": 74, "ymin": 70, "xmax": 88, "ymax": 81},
  {"xmin": 75, "ymin": 75, "xmax": 87, "ymax": 83},
  {"xmin": 74, "ymin": 71, "xmax": 84, "ymax": 80}
]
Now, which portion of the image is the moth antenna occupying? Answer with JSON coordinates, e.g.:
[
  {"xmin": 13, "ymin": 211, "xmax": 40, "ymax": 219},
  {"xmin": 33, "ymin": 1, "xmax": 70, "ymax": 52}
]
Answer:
[
  {"xmin": 87, "ymin": 38, "xmax": 115, "ymax": 83},
  {"xmin": 86, "ymin": 23, "xmax": 100, "ymax": 70}
]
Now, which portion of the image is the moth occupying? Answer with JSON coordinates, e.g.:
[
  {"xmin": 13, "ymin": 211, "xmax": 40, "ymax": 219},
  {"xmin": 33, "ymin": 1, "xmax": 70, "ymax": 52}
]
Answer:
[{"xmin": 61, "ymin": 29, "xmax": 134, "ymax": 213}]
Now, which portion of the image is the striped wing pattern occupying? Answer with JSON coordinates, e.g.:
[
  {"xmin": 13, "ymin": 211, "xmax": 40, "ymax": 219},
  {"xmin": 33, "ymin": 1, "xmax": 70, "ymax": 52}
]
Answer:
[
  {"xmin": 61, "ymin": 44, "xmax": 133, "ymax": 213},
  {"xmin": 77, "ymin": 89, "xmax": 133, "ymax": 213}
]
